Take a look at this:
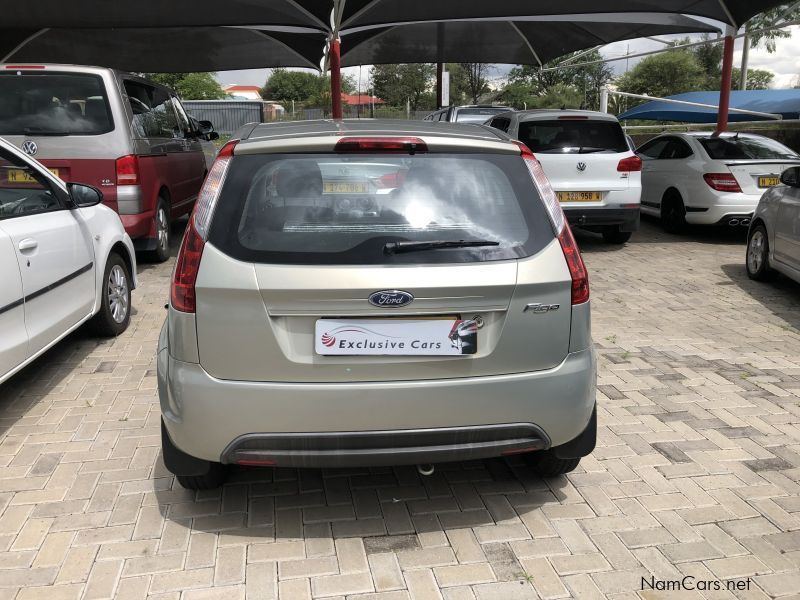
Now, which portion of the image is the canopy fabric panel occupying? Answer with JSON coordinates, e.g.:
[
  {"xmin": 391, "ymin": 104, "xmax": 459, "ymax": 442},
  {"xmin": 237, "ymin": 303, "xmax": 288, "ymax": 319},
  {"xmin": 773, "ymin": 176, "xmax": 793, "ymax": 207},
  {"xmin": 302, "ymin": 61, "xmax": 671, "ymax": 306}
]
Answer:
[
  {"xmin": 617, "ymin": 90, "xmax": 800, "ymax": 122},
  {"xmin": 0, "ymin": 28, "xmax": 326, "ymax": 71},
  {"xmin": 339, "ymin": 0, "xmax": 790, "ymax": 31},
  {"xmin": 340, "ymin": 17, "xmax": 718, "ymax": 67}
]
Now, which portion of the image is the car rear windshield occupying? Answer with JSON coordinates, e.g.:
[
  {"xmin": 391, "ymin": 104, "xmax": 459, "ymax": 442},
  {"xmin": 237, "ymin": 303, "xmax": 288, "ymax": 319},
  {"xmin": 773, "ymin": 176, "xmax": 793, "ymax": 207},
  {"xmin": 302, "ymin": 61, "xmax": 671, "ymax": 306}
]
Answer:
[
  {"xmin": 698, "ymin": 136, "xmax": 799, "ymax": 160},
  {"xmin": 208, "ymin": 152, "xmax": 554, "ymax": 265},
  {"xmin": 0, "ymin": 72, "xmax": 113, "ymax": 135},
  {"xmin": 518, "ymin": 119, "xmax": 628, "ymax": 154},
  {"xmin": 454, "ymin": 108, "xmax": 508, "ymax": 122}
]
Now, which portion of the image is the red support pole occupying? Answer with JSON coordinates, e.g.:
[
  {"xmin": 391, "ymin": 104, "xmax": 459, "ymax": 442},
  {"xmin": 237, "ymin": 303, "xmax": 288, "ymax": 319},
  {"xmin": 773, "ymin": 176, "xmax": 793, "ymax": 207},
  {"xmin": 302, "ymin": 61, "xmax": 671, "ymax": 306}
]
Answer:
[
  {"xmin": 716, "ymin": 34, "xmax": 735, "ymax": 134},
  {"xmin": 330, "ymin": 37, "xmax": 342, "ymax": 119}
]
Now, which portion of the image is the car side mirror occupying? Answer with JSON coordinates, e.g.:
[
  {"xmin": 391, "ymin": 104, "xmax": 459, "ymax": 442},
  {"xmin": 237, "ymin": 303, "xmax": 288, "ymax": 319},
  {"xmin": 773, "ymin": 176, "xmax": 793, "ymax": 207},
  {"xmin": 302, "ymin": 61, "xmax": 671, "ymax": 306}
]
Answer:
[
  {"xmin": 780, "ymin": 166, "xmax": 800, "ymax": 187},
  {"xmin": 67, "ymin": 182, "xmax": 103, "ymax": 208},
  {"xmin": 205, "ymin": 131, "xmax": 220, "ymax": 141},
  {"xmin": 198, "ymin": 120, "xmax": 215, "ymax": 135}
]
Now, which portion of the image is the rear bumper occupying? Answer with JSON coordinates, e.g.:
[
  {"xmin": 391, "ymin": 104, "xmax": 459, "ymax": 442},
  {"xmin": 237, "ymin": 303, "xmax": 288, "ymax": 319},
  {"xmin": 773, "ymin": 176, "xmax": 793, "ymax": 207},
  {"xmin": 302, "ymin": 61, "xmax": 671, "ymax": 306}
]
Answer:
[
  {"xmin": 564, "ymin": 206, "xmax": 640, "ymax": 232},
  {"xmin": 158, "ymin": 347, "xmax": 596, "ymax": 466},
  {"xmin": 120, "ymin": 210, "xmax": 154, "ymax": 240}
]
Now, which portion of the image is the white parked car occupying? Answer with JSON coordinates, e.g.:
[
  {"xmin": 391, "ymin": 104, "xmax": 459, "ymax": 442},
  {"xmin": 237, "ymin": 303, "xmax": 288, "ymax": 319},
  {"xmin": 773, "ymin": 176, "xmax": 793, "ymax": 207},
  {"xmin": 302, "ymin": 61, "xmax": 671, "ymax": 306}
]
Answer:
[
  {"xmin": 637, "ymin": 132, "xmax": 800, "ymax": 232},
  {"xmin": 0, "ymin": 137, "xmax": 136, "ymax": 385},
  {"xmin": 487, "ymin": 110, "xmax": 642, "ymax": 244},
  {"xmin": 747, "ymin": 165, "xmax": 800, "ymax": 283}
]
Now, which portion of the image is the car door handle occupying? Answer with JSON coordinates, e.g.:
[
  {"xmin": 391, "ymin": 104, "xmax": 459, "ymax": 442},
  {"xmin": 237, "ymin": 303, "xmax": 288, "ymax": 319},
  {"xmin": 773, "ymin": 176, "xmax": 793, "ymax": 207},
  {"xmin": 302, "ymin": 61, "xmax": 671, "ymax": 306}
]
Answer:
[{"xmin": 18, "ymin": 238, "xmax": 38, "ymax": 252}]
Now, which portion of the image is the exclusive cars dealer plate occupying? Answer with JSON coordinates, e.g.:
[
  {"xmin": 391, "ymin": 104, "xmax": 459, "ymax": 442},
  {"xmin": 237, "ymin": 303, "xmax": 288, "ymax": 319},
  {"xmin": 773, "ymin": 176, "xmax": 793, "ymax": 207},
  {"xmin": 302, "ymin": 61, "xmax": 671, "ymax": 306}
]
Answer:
[{"xmin": 315, "ymin": 319, "xmax": 477, "ymax": 356}]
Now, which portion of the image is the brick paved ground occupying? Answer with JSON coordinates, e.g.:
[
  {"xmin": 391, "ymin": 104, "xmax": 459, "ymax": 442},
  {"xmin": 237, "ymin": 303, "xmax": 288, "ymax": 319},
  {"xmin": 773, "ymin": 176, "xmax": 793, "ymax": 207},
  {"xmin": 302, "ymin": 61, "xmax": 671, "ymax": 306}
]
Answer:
[{"xmin": 1, "ymin": 219, "xmax": 799, "ymax": 599}]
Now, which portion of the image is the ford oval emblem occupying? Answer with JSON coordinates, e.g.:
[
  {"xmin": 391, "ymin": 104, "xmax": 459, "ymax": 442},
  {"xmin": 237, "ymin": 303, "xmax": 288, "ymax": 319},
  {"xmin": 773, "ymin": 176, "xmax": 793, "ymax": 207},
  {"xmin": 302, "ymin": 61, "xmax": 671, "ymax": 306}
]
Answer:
[{"xmin": 368, "ymin": 290, "xmax": 414, "ymax": 308}]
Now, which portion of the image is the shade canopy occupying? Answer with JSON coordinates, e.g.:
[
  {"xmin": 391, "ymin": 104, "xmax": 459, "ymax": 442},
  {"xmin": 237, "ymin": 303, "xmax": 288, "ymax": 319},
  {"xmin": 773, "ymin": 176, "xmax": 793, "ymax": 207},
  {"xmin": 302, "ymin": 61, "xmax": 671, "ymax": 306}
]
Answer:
[
  {"xmin": 617, "ymin": 89, "xmax": 800, "ymax": 122},
  {"xmin": 0, "ymin": 28, "xmax": 327, "ymax": 71},
  {"xmin": 340, "ymin": 15, "xmax": 718, "ymax": 67},
  {"xmin": 338, "ymin": 0, "xmax": 790, "ymax": 31}
]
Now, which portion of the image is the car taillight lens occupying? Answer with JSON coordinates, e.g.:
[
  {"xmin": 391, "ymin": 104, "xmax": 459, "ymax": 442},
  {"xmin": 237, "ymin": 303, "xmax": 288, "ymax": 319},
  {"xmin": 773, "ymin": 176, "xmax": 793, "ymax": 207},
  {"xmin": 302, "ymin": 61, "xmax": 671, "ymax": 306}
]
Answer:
[
  {"xmin": 116, "ymin": 154, "xmax": 139, "ymax": 185},
  {"xmin": 170, "ymin": 139, "xmax": 237, "ymax": 313},
  {"xmin": 335, "ymin": 136, "xmax": 427, "ymax": 153},
  {"xmin": 170, "ymin": 217, "xmax": 205, "ymax": 313},
  {"xmin": 703, "ymin": 172, "xmax": 742, "ymax": 192},
  {"xmin": 516, "ymin": 141, "xmax": 589, "ymax": 305},
  {"xmin": 617, "ymin": 156, "xmax": 642, "ymax": 172}
]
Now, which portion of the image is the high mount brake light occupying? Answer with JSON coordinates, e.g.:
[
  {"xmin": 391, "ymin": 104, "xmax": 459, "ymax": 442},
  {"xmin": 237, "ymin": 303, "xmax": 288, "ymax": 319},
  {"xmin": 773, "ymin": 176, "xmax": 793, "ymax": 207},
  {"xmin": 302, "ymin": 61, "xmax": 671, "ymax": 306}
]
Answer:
[
  {"xmin": 704, "ymin": 172, "xmax": 742, "ymax": 192},
  {"xmin": 515, "ymin": 141, "xmax": 589, "ymax": 305},
  {"xmin": 617, "ymin": 156, "xmax": 642, "ymax": 172},
  {"xmin": 170, "ymin": 139, "xmax": 238, "ymax": 313},
  {"xmin": 335, "ymin": 137, "xmax": 428, "ymax": 153},
  {"xmin": 4, "ymin": 65, "xmax": 45, "ymax": 69}
]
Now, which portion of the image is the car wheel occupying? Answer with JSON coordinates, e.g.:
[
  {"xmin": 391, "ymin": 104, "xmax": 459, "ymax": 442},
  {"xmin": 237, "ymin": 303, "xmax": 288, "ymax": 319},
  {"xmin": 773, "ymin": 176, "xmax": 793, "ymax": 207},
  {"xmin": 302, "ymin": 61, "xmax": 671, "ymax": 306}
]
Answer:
[
  {"xmin": 746, "ymin": 224, "xmax": 774, "ymax": 281},
  {"xmin": 525, "ymin": 451, "xmax": 580, "ymax": 477},
  {"xmin": 602, "ymin": 227, "xmax": 632, "ymax": 244},
  {"xmin": 147, "ymin": 198, "xmax": 171, "ymax": 263},
  {"xmin": 90, "ymin": 253, "xmax": 131, "ymax": 337},
  {"xmin": 660, "ymin": 192, "xmax": 687, "ymax": 234},
  {"xmin": 176, "ymin": 464, "xmax": 228, "ymax": 490}
]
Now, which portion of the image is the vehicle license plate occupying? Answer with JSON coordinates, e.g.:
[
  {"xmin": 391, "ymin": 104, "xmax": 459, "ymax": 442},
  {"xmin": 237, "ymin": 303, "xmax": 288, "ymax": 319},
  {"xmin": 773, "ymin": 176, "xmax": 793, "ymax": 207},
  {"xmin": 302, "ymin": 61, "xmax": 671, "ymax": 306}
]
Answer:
[
  {"xmin": 323, "ymin": 181, "xmax": 369, "ymax": 194},
  {"xmin": 6, "ymin": 168, "xmax": 59, "ymax": 183},
  {"xmin": 557, "ymin": 191, "xmax": 601, "ymax": 202},
  {"xmin": 758, "ymin": 176, "xmax": 780, "ymax": 188},
  {"xmin": 315, "ymin": 318, "xmax": 477, "ymax": 356}
]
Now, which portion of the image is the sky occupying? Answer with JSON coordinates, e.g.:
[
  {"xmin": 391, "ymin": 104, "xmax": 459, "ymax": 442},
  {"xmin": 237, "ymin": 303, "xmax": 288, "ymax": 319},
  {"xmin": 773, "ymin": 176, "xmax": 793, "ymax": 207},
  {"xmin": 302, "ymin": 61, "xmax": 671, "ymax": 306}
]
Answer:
[{"xmin": 214, "ymin": 26, "xmax": 800, "ymax": 92}]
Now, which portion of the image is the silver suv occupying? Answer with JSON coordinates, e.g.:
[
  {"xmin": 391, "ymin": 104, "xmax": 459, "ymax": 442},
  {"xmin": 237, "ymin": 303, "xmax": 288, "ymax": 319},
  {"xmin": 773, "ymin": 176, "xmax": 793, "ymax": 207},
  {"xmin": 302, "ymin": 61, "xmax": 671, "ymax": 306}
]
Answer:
[{"xmin": 158, "ymin": 120, "xmax": 596, "ymax": 489}]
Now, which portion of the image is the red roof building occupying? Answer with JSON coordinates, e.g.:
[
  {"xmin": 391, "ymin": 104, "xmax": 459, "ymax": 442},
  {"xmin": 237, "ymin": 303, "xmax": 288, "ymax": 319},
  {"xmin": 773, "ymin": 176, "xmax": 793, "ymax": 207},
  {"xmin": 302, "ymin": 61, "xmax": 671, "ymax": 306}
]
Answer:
[
  {"xmin": 341, "ymin": 93, "xmax": 385, "ymax": 107},
  {"xmin": 223, "ymin": 85, "xmax": 263, "ymax": 100}
]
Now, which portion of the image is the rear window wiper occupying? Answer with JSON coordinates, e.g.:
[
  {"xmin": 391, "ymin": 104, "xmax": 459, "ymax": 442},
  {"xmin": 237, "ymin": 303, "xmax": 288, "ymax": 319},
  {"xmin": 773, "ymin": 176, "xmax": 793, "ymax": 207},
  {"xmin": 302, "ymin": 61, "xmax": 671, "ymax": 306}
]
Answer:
[
  {"xmin": 578, "ymin": 147, "xmax": 609, "ymax": 154},
  {"xmin": 22, "ymin": 128, "xmax": 71, "ymax": 136},
  {"xmin": 384, "ymin": 239, "xmax": 500, "ymax": 254}
]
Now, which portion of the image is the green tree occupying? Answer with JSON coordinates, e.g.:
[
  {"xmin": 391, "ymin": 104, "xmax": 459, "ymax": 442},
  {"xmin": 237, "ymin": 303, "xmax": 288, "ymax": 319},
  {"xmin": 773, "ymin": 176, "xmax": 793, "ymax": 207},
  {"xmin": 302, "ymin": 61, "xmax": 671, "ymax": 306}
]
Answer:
[
  {"xmin": 262, "ymin": 69, "xmax": 322, "ymax": 102},
  {"xmin": 142, "ymin": 72, "xmax": 225, "ymax": 99},
  {"xmin": 372, "ymin": 64, "xmax": 435, "ymax": 110},
  {"xmin": 731, "ymin": 67, "xmax": 774, "ymax": 90},
  {"xmin": 616, "ymin": 49, "xmax": 706, "ymax": 99},
  {"xmin": 459, "ymin": 63, "xmax": 493, "ymax": 103},
  {"xmin": 691, "ymin": 35, "xmax": 723, "ymax": 88},
  {"xmin": 739, "ymin": 3, "xmax": 800, "ymax": 89}
]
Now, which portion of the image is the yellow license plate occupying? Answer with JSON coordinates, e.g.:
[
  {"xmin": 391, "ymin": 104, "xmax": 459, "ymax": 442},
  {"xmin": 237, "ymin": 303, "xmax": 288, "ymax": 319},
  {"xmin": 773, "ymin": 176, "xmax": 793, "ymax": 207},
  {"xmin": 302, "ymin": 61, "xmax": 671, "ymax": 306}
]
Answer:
[
  {"xmin": 557, "ymin": 191, "xmax": 601, "ymax": 203},
  {"xmin": 7, "ymin": 168, "xmax": 59, "ymax": 183},
  {"xmin": 758, "ymin": 176, "xmax": 780, "ymax": 188},
  {"xmin": 323, "ymin": 181, "xmax": 369, "ymax": 194}
]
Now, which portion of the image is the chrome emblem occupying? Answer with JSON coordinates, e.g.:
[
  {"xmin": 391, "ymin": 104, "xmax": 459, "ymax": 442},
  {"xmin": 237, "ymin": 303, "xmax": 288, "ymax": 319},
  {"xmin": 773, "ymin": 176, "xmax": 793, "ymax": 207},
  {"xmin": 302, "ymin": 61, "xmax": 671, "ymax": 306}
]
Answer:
[
  {"xmin": 524, "ymin": 303, "xmax": 560, "ymax": 314},
  {"xmin": 576, "ymin": 162, "xmax": 586, "ymax": 172},
  {"xmin": 368, "ymin": 290, "xmax": 414, "ymax": 308},
  {"xmin": 21, "ymin": 140, "xmax": 37, "ymax": 156}
]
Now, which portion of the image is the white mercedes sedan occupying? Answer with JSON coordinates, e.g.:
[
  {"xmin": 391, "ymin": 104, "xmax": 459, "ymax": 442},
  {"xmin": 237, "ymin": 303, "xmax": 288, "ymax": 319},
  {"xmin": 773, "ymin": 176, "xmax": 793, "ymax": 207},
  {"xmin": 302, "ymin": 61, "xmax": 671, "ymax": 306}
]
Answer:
[
  {"xmin": 637, "ymin": 132, "xmax": 800, "ymax": 232},
  {"xmin": 1, "ymin": 137, "xmax": 136, "ymax": 385}
]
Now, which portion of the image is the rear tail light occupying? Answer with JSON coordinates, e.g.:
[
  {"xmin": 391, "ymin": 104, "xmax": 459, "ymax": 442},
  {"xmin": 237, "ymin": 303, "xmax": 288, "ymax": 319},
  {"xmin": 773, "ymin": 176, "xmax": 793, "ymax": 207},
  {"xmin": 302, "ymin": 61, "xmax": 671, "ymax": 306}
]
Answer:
[
  {"xmin": 375, "ymin": 170, "xmax": 407, "ymax": 189},
  {"xmin": 335, "ymin": 137, "xmax": 427, "ymax": 154},
  {"xmin": 617, "ymin": 156, "xmax": 642, "ymax": 172},
  {"xmin": 516, "ymin": 140, "xmax": 589, "ymax": 305},
  {"xmin": 703, "ymin": 172, "xmax": 742, "ymax": 192},
  {"xmin": 115, "ymin": 155, "xmax": 139, "ymax": 185},
  {"xmin": 170, "ymin": 139, "xmax": 238, "ymax": 313}
]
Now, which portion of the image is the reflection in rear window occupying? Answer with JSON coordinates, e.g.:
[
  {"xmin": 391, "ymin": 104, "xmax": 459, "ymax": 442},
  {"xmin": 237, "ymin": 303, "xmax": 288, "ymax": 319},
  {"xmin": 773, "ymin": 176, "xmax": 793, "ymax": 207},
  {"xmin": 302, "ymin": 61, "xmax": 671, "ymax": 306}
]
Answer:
[
  {"xmin": 209, "ymin": 153, "xmax": 553, "ymax": 265},
  {"xmin": 0, "ymin": 72, "xmax": 113, "ymax": 136},
  {"xmin": 518, "ymin": 119, "xmax": 628, "ymax": 154},
  {"xmin": 454, "ymin": 108, "xmax": 510, "ymax": 122},
  {"xmin": 699, "ymin": 136, "xmax": 799, "ymax": 160}
]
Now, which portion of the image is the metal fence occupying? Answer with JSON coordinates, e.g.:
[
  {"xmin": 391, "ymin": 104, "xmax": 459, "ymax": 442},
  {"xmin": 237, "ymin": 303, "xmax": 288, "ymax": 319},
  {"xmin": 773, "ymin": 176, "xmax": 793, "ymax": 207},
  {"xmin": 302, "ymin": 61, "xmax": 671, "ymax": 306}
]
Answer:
[
  {"xmin": 272, "ymin": 107, "xmax": 431, "ymax": 121},
  {"xmin": 183, "ymin": 101, "xmax": 263, "ymax": 135}
]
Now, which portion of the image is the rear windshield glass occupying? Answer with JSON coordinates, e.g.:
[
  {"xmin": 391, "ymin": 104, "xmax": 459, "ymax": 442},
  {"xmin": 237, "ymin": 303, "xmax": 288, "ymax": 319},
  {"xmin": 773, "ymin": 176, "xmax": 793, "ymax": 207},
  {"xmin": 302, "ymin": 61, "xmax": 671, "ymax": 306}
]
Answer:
[
  {"xmin": 454, "ymin": 108, "xmax": 508, "ymax": 122},
  {"xmin": 0, "ymin": 72, "xmax": 113, "ymax": 136},
  {"xmin": 698, "ymin": 136, "xmax": 799, "ymax": 160},
  {"xmin": 209, "ymin": 153, "xmax": 553, "ymax": 265},
  {"xmin": 518, "ymin": 119, "xmax": 628, "ymax": 154}
]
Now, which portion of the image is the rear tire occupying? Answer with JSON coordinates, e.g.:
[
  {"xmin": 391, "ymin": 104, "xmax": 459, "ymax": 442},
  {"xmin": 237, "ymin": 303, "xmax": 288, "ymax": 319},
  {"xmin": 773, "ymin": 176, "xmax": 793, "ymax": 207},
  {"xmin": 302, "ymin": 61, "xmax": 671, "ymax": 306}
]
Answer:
[
  {"xmin": 89, "ymin": 253, "xmax": 131, "ymax": 337},
  {"xmin": 660, "ymin": 192, "xmax": 687, "ymax": 234},
  {"xmin": 176, "ymin": 464, "xmax": 228, "ymax": 490},
  {"xmin": 525, "ymin": 452, "xmax": 580, "ymax": 477},
  {"xmin": 602, "ymin": 227, "xmax": 632, "ymax": 244},
  {"xmin": 746, "ymin": 224, "xmax": 774, "ymax": 281},
  {"xmin": 146, "ymin": 198, "xmax": 171, "ymax": 263}
]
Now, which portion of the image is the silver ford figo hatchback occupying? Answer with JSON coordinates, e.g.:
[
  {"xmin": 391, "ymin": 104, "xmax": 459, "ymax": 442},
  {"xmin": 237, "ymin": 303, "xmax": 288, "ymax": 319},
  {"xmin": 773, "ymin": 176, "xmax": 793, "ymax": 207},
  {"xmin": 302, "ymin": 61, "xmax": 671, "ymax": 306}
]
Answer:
[{"xmin": 157, "ymin": 120, "xmax": 597, "ymax": 489}]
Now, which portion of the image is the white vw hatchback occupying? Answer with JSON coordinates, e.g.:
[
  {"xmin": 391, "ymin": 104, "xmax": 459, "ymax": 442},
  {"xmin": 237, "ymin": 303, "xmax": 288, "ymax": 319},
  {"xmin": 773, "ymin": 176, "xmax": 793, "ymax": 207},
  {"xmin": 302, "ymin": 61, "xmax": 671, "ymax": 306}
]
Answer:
[
  {"xmin": 0, "ymin": 136, "xmax": 136, "ymax": 385},
  {"xmin": 487, "ymin": 110, "xmax": 642, "ymax": 244},
  {"xmin": 637, "ymin": 132, "xmax": 800, "ymax": 232}
]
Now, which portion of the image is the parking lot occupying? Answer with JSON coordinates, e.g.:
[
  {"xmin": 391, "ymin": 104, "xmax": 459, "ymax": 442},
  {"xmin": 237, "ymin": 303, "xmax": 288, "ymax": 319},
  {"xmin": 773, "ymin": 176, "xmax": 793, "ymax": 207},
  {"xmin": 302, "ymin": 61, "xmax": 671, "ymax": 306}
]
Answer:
[{"xmin": 1, "ymin": 218, "xmax": 799, "ymax": 600}]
